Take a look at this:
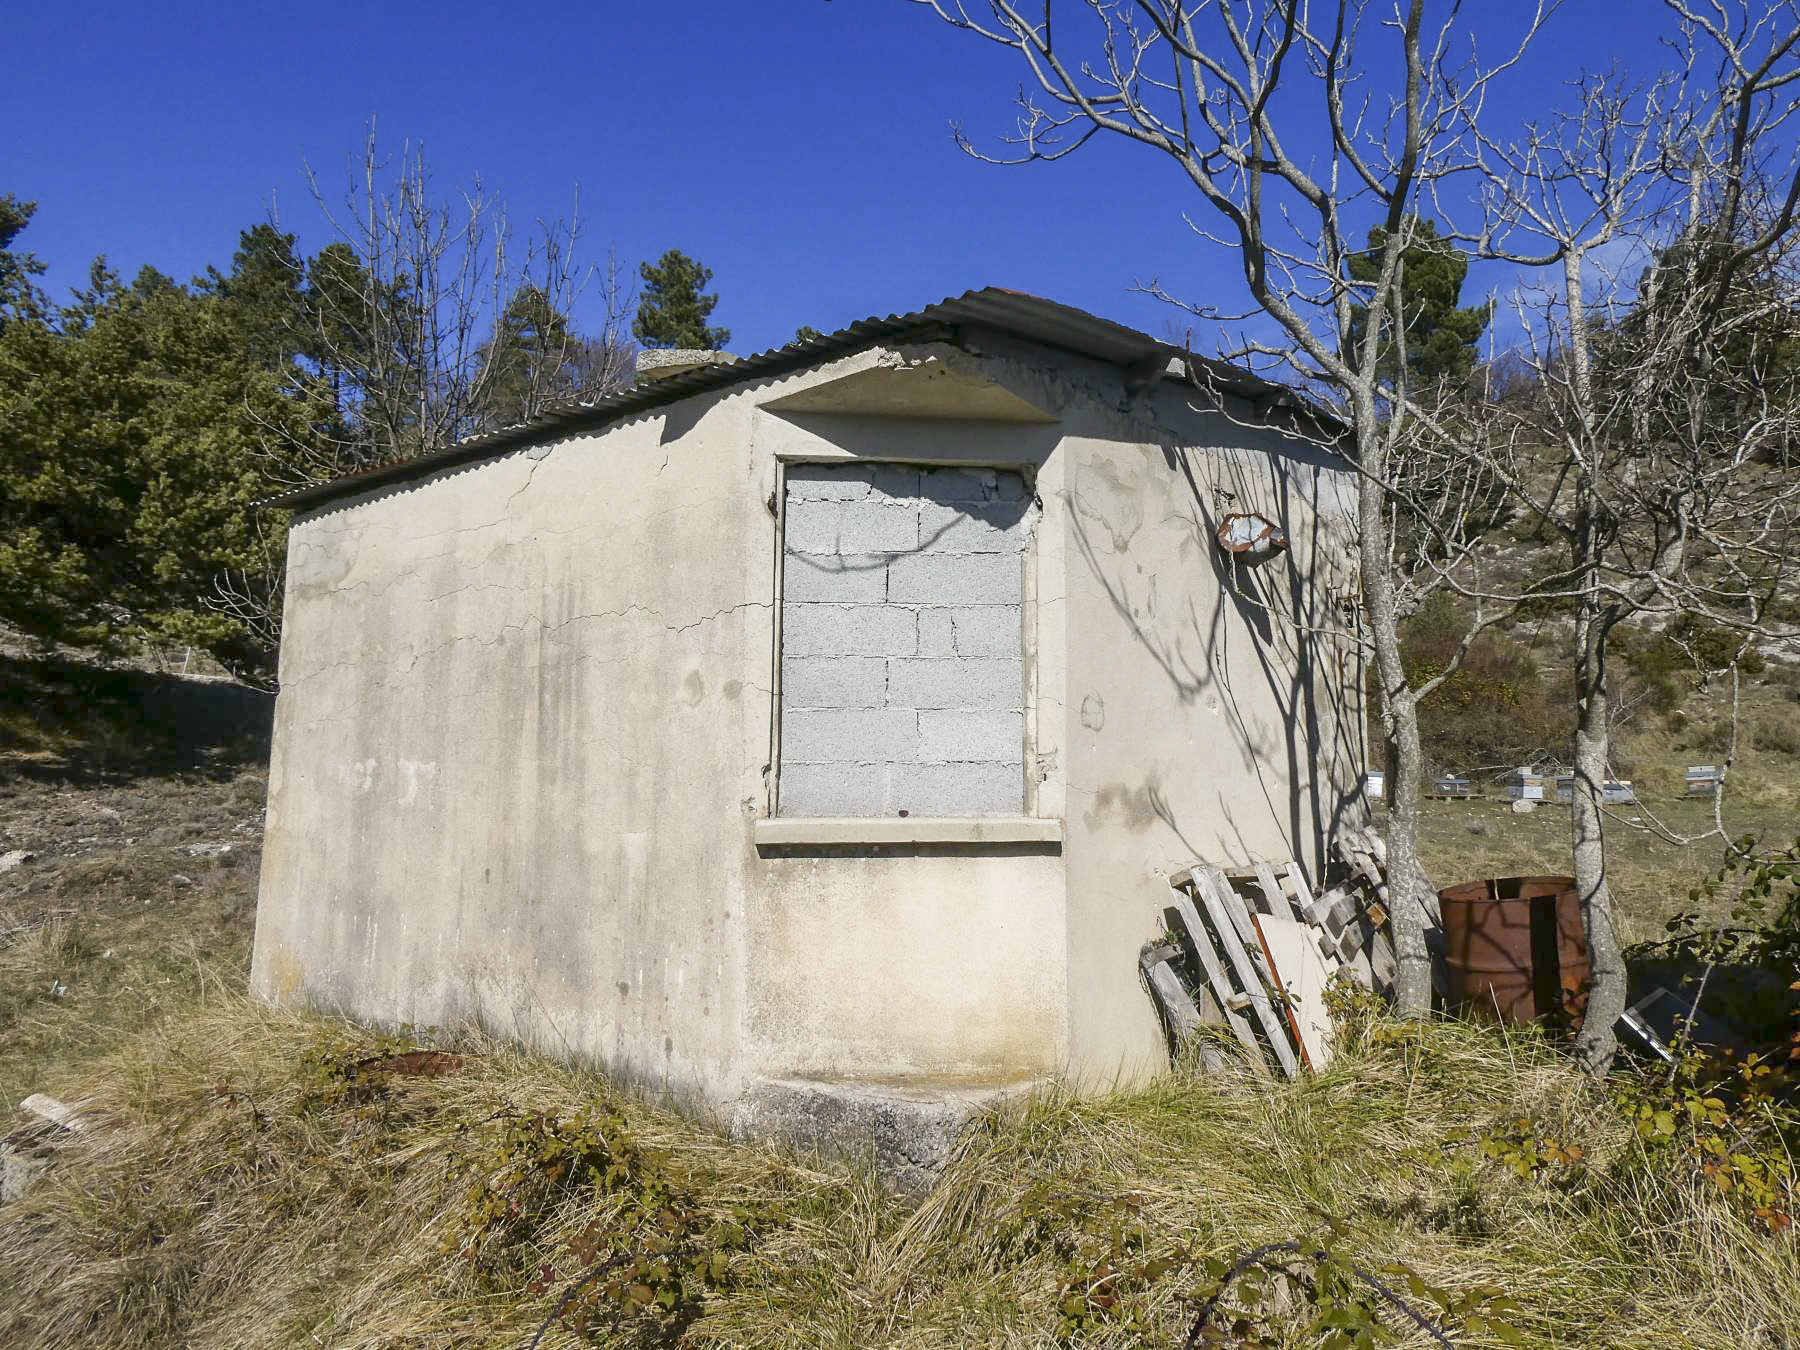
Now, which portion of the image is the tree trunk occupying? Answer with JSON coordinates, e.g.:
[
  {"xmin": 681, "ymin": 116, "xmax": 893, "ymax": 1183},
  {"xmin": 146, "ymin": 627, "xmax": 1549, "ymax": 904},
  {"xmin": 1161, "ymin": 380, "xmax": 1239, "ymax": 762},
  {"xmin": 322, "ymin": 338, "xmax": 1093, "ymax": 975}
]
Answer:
[
  {"xmin": 1354, "ymin": 404, "xmax": 1434, "ymax": 1017},
  {"xmin": 1557, "ymin": 254, "xmax": 1626, "ymax": 1074},
  {"xmin": 1383, "ymin": 688, "xmax": 1434, "ymax": 1015},
  {"xmin": 1569, "ymin": 596, "xmax": 1627, "ymax": 1074}
]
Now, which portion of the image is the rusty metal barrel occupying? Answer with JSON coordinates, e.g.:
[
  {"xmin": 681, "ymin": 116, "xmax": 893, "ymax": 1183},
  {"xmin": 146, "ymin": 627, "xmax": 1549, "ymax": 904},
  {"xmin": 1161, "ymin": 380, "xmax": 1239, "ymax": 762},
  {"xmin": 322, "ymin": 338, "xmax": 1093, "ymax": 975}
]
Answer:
[{"xmin": 1436, "ymin": 876, "xmax": 1590, "ymax": 1027}]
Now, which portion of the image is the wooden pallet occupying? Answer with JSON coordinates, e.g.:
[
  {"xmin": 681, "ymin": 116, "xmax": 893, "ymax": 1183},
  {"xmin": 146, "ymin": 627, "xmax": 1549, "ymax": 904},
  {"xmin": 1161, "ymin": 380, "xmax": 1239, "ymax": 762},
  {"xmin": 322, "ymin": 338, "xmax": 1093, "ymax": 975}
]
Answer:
[
  {"xmin": 1332, "ymin": 826, "xmax": 1445, "ymax": 1000},
  {"xmin": 1163, "ymin": 861, "xmax": 1363, "ymax": 1079},
  {"xmin": 1144, "ymin": 829, "xmax": 1451, "ymax": 1079},
  {"xmin": 1237, "ymin": 857, "xmax": 1391, "ymax": 995},
  {"xmin": 1138, "ymin": 940, "xmax": 1229, "ymax": 1073},
  {"xmin": 1167, "ymin": 868, "xmax": 1300, "ymax": 1078}
]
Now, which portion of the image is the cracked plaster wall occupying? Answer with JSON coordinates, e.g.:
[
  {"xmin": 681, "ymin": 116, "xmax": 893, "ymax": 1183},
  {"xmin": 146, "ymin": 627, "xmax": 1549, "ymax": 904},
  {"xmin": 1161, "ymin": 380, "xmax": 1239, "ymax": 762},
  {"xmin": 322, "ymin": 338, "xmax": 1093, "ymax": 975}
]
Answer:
[
  {"xmin": 253, "ymin": 346, "xmax": 1076, "ymax": 1102},
  {"xmin": 253, "ymin": 386, "xmax": 769, "ymax": 1102},
  {"xmin": 250, "ymin": 334, "xmax": 1361, "ymax": 1108},
  {"xmin": 1051, "ymin": 369, "xmax": 1364, "ymax": 1079}
]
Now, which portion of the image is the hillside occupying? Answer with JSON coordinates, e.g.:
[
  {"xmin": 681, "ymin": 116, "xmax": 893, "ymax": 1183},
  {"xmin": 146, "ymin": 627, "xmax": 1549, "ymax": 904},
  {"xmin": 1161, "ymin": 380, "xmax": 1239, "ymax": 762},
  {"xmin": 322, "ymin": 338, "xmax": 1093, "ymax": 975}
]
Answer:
[
  {"xmin": 1390, "ymin": 483, "xmax": 1800, "ymax": 943},
  {"xmin": 0, "ymin": 658, "xmax": 268, "ymax": 1106},
  {"xmin": 1410, "ymin": 672, "xmax": 1800, "ymax": 945}
]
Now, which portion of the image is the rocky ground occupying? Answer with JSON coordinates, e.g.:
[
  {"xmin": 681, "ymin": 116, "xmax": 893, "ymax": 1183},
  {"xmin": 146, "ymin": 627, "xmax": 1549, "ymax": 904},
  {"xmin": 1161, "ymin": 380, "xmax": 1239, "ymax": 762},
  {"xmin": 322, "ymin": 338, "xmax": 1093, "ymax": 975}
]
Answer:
[
  {"xmin": 1, "ymin": 766, "xmax": 266, "ymax": 904},
  {"xmin": 0, "ymin": 657, "xmax": 272, "ymax": 1105}
]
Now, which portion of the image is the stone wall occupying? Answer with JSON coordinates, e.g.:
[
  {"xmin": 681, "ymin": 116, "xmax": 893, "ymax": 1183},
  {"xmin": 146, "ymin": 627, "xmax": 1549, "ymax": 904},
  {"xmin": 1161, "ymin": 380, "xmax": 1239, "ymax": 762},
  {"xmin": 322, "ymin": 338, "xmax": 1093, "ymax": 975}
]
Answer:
[{"xmin": 778, "ymin": 463, "xmax": 1031, "ymax": 817}]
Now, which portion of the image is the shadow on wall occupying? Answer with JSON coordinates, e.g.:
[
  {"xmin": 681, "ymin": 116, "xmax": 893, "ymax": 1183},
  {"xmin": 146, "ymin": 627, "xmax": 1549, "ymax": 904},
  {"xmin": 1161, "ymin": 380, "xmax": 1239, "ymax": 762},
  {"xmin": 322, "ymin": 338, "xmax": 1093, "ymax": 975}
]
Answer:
[
  {"xmin": 781, "ymin": 466, "xmax": 1037, "ymax": 589},
  {"xmin": 1068, "ymin": 416, "xmax": 1364, "ymax": 870}
]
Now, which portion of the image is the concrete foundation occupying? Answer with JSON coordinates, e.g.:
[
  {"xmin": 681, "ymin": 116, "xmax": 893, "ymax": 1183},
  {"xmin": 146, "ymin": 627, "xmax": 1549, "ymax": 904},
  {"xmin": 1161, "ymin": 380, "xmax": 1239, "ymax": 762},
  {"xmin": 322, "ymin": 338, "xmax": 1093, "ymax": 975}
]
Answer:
[{"xmin": 727, "ymin": 1076, "xmax": 1022, "ymax": 1193}]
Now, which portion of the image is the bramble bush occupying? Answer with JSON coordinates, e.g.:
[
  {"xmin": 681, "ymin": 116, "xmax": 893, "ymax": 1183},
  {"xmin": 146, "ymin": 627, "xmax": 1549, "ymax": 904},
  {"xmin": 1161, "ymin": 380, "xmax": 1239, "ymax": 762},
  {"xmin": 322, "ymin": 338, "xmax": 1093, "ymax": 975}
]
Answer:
[
  {"xmin": 446, "ymin": 1104, "xmax": 774, "ymax": 1342},
  {"xmin": 1617, "ymin": 837, "xmax": 1800, "ymax": 1230},
  {"xmin": 992, "ymin": 1172, "xmax": 1520, "ymax": 1346}
]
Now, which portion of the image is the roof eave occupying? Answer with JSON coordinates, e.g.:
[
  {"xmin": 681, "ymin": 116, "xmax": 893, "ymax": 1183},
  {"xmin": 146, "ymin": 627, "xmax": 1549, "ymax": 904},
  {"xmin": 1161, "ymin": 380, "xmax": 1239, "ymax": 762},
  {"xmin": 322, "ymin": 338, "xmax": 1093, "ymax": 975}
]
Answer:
[
  {"xmin": 260, "ymin": 318, "xmax": 953, "ymax": 514},
  {"xmin": 262, "ymin": 288, "xmax": 1337, "ymax": 515}
]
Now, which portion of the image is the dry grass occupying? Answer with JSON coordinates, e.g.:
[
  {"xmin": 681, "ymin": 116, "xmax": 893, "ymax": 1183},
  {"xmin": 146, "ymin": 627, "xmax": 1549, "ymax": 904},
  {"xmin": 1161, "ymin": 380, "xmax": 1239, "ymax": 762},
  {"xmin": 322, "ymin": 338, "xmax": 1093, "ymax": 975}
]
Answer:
[
  {"xmin": 1413, "ymin": 793, "xmax": 1799, "ymax": 948},
  {"xmin": 0, "ymin": 786, "xmax": 261, "ymax": 1105},
  {"xmin": 1412, "ymin": 676, "xmax": 1800, "ymax": 948},
  {"xmin": 4, "ymin": 657, "xmax": 1796, "ymax": 1347},
  {"xmin": 1, "ymin": 991, "xmax": 1795, "ymax": 1348}
]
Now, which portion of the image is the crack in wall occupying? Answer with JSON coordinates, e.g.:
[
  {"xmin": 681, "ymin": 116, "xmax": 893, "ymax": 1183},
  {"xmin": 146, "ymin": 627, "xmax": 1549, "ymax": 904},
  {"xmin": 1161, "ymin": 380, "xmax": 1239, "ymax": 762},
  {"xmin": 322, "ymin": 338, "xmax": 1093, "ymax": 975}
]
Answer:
[{"xmin": 282, "ymin": 599, "xmax": 774, "ymax": 720}]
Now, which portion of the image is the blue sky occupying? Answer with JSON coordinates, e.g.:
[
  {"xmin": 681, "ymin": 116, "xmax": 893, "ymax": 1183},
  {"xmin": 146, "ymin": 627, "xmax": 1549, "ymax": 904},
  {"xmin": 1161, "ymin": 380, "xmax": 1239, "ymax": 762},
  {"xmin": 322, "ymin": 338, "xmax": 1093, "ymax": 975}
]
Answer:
[{"xmin": 4, "ymin": 2, "xmax": 1678, "ymax": 357}]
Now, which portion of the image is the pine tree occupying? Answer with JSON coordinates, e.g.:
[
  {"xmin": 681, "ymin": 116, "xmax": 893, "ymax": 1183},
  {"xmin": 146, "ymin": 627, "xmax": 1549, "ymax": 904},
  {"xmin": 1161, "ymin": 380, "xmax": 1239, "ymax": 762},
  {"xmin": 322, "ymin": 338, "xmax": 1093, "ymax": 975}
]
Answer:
[
  {"xmin": 207, "ymin": 224, "xmax": 310, "ymax": 368},
  {"xmin": 301, "ymin": 240, "xmax": 429, "ymax": 463},
  {"xmin": 0, "ymin": 233, "xmax": 331, "ymax": 675},
  {"xmin": 633, "ymin": 249, "xmax": 729, "ymax": 349},
  {"xmin": 1623, "ymin": 225, "xmax": 1800, "ymax": 456},
  {"xmin": 1346, "ymin": 217, "xmax": 1490, "ymax": 388},
  {"xmin": 481, "ymin": 284, "xmax": 577, "ymax": 428},
  {"xmin": 0, "ymin": 195, "xmax": 48, "ymax": 329}
]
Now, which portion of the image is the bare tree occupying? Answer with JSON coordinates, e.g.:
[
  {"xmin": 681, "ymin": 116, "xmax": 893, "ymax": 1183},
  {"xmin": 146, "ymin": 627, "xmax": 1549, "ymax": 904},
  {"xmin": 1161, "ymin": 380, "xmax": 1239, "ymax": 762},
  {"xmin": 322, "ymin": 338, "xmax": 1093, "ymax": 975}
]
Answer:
[
  {"xmin": 915, "ymin": 3, "xmax": 1800, "ymax": 1066},
  {"xmin": 269, "ymin": 124, "xmax": 632, "ymax": 484},
  {"xmin": 913, "ymin": 0, "xmax": 1553, "ymax": 1015},
  {"xmin": 568, "ymin": 247, "xmax": 640, "ymax": 400},
  {"xmin": 213, "ymin": 127, "xmax": 634, "ymax": 676},
  {"xmin": 1445, "ymin": 1, "xmax": 1800, "ymax": 1070}
]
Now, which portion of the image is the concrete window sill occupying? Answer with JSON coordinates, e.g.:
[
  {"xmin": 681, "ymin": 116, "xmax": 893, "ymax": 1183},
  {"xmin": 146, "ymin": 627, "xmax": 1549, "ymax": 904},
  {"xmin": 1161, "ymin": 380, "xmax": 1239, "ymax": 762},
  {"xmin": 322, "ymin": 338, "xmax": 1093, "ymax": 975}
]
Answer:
[{"xmin": 753, "ymin": 816, "xmax": 1063, "ymax": 848}]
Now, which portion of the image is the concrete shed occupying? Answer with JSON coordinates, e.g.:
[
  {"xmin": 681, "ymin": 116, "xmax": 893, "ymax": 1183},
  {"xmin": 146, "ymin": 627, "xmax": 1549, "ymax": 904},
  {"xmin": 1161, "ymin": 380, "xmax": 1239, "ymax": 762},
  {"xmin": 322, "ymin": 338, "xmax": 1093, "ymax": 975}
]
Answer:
[{"xmin": 251, "ymin": 289, "xmax": 1365, "ymax": 1157}]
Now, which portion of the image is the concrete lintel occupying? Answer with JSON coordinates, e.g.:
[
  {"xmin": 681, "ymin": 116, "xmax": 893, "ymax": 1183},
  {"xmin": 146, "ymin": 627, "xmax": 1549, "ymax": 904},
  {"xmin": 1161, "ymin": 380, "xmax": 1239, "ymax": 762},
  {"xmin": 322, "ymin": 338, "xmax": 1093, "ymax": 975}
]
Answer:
[
  {"xmin": 636, "ymin": 348, "xmax": 739, "ymax": 381},
  {"xmin": 753, "ymin": 816, "xmax": 1062, "ymax": 848},
  {"xmin": 774, "ymin": 444, "xmax": 1049, "ymax": 469}
]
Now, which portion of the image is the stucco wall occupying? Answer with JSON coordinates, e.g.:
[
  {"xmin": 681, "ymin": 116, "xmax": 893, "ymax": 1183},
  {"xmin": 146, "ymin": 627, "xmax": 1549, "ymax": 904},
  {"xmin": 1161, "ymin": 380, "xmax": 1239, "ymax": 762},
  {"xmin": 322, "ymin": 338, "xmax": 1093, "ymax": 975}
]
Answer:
[
  {"xmin": 1053, "ymin": 388, "xmax": 1363, "ymax": 1080},
  {"xmin": 901, "ymin": 329, "xmax": 1364, "ymax": 1085},
  {"xmin": 252, "ymin": 335, "xmax": 1360, "ymax": 1109},
  {"xmin": 252, "ymin": 388, "xmax": 772, "ymax": 1101},
  {"xmin": 253, "ymin": 349, "xmax": 1082, "ymax": 1103}
]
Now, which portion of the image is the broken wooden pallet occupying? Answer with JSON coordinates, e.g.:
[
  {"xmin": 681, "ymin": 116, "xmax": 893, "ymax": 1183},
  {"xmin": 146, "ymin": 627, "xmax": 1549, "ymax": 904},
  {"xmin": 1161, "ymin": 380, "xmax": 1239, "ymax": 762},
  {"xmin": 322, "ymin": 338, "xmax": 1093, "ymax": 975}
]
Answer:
[
  {"xmin": 1337, "ymin": 826, "xmax": 1443, "ymax": 926},
  {"xmin": 1165, "ymin": 866, "xmax": 1309, "ymax": 1079},
  {"xmin": 1332, "ymin": 826, "xmax": 1446, "ymax": 1000},
  {"xmin": 1231, "ymin": 858, "xmax": 1390, "ymax": 996},
  {"xmin": 1138, "ymin": 939, "xmax": 1230, "ymax": 1074},
  {"xmin": 1145, "ymin": 829, "xmax": 1454, "ymax": 1079},
  {"xmin": 1164, "ymin": 880, "xmax": 1274, "ymax": 1075}
]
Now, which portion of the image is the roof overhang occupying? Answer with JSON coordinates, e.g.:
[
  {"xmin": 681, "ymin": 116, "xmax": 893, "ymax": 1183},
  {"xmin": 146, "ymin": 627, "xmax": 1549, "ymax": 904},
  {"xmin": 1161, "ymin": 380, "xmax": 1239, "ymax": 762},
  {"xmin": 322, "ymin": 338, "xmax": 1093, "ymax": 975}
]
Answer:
[
  {"xmin": 263, "ymin": 287, "xmax": 1334, "ymax": 514},
  {"xmin": 758, "ymin": 355, "xmax": 1060, "ymax": 423}
]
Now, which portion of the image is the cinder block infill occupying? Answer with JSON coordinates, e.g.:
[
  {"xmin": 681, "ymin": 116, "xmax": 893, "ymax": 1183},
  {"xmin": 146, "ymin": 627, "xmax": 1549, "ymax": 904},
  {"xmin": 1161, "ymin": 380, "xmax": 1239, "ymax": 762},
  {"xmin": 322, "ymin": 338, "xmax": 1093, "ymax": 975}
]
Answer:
[{"xmin": 725, "ymin": 1075, "xmax": 1038, "ymax": 1192}]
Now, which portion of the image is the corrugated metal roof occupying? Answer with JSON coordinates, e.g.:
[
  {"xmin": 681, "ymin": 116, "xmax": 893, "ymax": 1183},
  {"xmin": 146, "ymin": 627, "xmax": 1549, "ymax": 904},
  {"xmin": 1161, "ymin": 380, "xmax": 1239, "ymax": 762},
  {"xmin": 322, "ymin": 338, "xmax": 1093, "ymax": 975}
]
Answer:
[{"xmin": 265, "ymin": 286, "xmax": 1310, "ymax": 513}]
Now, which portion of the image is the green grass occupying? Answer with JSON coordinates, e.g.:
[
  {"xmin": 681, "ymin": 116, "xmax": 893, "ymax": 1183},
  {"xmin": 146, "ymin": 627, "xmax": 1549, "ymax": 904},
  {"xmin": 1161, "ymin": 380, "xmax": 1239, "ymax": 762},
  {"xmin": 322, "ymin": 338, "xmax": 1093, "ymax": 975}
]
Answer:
[{"xmin": 0, "ymin": 753, "xmax": 1793, "ymax": 1348}]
